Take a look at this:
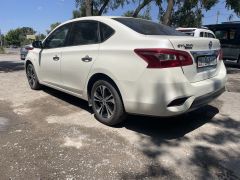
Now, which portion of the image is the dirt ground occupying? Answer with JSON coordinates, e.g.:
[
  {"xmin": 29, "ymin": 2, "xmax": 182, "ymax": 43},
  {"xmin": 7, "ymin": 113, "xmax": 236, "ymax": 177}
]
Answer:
[{"xmin": 0, "ymin": 54, "xmax": 239, "ymax": 180}]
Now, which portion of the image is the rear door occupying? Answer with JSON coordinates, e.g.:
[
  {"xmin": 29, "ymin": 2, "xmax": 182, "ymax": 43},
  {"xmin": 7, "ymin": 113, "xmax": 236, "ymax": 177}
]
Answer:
[
  {"xmin": 60, "ymin": 20, "xmax": 100, "ymax": 95},
  {"xmin": 168, "ymin": 37, "xmax": 221, "ymax": 82}
]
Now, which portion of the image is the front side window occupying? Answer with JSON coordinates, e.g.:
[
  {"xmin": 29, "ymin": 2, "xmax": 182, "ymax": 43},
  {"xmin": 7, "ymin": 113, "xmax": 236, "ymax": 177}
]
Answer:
[
  {"xmin": 113, "ymin": 18, "xmax": 185, "ymax": 36},
  {"xmin": 68, "ymin": 21, "xmax": 99, "ymax": 46},
  {"xmin": 44, "ymin": 24, "xmax": 71, "ymax": 49}
]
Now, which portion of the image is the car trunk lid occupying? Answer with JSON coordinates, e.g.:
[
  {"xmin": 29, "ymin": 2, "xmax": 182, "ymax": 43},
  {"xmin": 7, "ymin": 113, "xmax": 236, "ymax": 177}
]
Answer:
[{"xmin": 168, "ymin": 36, "xmax": 221, "ymax": 83}]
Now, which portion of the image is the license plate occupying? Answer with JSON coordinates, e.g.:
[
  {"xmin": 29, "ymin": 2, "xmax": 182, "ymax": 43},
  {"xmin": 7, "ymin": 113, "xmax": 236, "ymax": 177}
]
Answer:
[{"xmin": 197, "ymin": 55, "xmax": 217, "ymax": 68}]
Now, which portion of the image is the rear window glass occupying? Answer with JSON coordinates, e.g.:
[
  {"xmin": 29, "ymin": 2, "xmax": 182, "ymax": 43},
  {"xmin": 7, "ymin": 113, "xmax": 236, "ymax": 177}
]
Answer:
[
  {"xmin": 215, "ymin": 30, "xmax": 228, "ymax": 40},
  {"xmin": 229, "ymin": 29, "xmax": 236, "ymax": 39},
  {"xmin": 113, "ymin": 18, "xmax": 185, "ymax": 36},
  {"xmin": 177, "ymin": 30, "xmax": 194, "ymax": 36}
]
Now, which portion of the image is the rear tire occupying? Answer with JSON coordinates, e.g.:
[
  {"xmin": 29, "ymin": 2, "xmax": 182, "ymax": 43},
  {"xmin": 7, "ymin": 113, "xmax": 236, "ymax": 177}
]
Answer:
[
  {"xmin": 26, "ymin": 63, "xmax": 41, "ymax": 90},
  {"xmin": 91, "ymin": 80, "xmax": 126, "ymax": 126}
]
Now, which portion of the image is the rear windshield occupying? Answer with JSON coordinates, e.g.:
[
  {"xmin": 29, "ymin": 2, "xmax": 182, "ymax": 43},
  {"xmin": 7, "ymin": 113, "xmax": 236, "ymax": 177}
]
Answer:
[
  {"xmin": 178, "ymin": 30, "xmax": 195, "ymax": 36},
  {"xmin": 113, "ymin": 18, "xmax": 185, "ymax": 36}
]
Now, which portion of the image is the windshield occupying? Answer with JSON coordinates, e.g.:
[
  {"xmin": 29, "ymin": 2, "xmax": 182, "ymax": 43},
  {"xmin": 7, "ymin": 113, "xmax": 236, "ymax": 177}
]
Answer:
[{"xmin": 113, "ymin": 18, "xmax": 186, "ymax": 36}]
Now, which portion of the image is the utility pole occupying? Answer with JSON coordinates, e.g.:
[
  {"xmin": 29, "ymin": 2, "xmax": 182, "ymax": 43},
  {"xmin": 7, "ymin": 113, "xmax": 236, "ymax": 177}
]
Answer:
[{"xmin": 216, "ymin": 11, "xmax": 220, "ymax": 24}]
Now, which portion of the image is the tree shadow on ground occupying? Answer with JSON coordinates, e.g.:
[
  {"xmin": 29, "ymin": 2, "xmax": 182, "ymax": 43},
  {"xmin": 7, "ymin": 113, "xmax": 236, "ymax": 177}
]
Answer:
[
  {"xmin": 0, "ymin": 61, "xmax": 24, "ymax": 72},
  {"xmin": 120, "ymin": 106, "xmax": 240, "ymax": 179}
]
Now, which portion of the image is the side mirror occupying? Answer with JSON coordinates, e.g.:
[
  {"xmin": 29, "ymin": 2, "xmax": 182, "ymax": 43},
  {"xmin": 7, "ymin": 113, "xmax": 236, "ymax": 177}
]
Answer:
[{"xmin": 32, "ymin": 41, "xmax": 43, "ymax": 49}]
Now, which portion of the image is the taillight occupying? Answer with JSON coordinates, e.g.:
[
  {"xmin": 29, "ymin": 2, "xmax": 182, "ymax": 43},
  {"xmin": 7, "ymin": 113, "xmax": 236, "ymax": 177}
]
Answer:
[
  {"xmin": 218, "ymin": 49, "xmax": 223, "ymax": 60},
  {"xmin": 134, "ymin": 48, "xmax": 193, "ymax": 68}
]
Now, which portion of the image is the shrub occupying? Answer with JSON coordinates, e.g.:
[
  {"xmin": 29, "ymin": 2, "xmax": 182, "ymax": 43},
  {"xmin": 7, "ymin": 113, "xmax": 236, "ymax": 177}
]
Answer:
[{"xmin": 0, "ymin": 46, "xmax": 5, "ymax": 54}]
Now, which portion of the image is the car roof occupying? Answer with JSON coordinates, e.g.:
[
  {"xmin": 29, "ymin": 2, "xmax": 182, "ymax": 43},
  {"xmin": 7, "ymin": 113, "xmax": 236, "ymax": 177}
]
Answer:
[
  {"xmin": 63, "ymin": 16, "xmax": 129, "ymax": 24},
  {"xmin": 176, "ymin": 27, "xmax": 210, "ymax": 31},
  {"xmin": 176, "ymin": 28, "xmax": 197, "ymax": 31}
]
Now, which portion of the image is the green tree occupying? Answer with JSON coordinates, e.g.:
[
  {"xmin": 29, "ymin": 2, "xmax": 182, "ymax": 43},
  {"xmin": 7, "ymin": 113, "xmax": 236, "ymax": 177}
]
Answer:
[
  {"xmin": 162, "ymin": 0, "xmax": 240, "ymax": 26},
  {"xmin": 225, "ymin": 0, "xmax": 240, "ymax": 16},
  {"xmin": 169, "ymin": 0, "xmax": 218, "ymax": 27},
  {"xmin": 5, "ymin": 27, "xmax": 36, "ymax": 46},
  {"xmin": 36, "ymin": 33, "xmax": 46, "ymax": 41},
  {"xmin": 74, "ymin": 0, "xmax": 127, "ymax": 17},
  {"xmin": 123, "ymin": 4, "xmax": 152, "ymax": 20},
  {"xmin": 0, "ymin": 34, "xmax": 4, "ymax": 46},
  {"xmin": 47, "ymin": 22, "xmax": 61, "ymax": 34}
]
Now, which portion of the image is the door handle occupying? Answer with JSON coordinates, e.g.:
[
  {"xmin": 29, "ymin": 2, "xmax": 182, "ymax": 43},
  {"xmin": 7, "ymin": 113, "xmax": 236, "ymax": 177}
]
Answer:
[
  {"xmin": 53, "ymin": 55, "xmax": 60, "ymax": 61},
  {"xmin": 81, "ymin": 55, "xmax": 92, "ymax": 62}
]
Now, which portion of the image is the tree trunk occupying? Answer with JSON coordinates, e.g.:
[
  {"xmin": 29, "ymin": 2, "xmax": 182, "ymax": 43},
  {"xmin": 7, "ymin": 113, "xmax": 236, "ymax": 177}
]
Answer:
[
  {"xmin": 162, "ymin": 0, "xmax": 174, "ymax": 25},
  {"xmin": 98, "ymin": 0, "xmax": 110, "ymax": 15},
  {"xmin": 132, "ymin": 0, "xmax": 152, "ymax": 18},
  {"xmin": 85, "ymin": 0, "xmax": 93, "ymax": 16}
]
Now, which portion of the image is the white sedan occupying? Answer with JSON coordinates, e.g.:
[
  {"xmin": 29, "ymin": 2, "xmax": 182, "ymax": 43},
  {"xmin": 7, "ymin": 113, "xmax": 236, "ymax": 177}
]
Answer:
[{"xmin": 25, "ymin": 16, "xmax": 227, "ymax": 126}]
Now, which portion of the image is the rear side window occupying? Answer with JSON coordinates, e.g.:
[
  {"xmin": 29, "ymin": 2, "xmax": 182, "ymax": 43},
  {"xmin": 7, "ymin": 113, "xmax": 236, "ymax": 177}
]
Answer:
[
  {"xmin": 100, "ymin": 23, "xmax": 114, "ymax": 42},
  {"xmin": 68, "ymin": 21, "xmax": 99, "ymax": 46},
  {"xmin": 113, "ymin": 18, "xmax": 185, "ymax": 36},
  {"xmin": 200, "ymin": 32, "xmax": 204, "ymax": 37}
]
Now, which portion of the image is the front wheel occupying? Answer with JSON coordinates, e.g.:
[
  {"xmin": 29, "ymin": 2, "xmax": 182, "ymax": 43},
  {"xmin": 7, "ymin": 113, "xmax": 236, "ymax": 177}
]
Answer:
[
  {"xmin": 26, "ymin": 63, "xmax": 41, "ymax": 90},
  {"xmin": 91, "ymin": 80, "xmax": 126, "ymax": 126}
]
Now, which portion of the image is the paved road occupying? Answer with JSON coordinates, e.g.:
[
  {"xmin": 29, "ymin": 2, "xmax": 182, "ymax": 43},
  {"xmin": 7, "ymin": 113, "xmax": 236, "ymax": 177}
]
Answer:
[{"xmin": 0, "ymin": 55, "xmax": 239, "ymax": 180}]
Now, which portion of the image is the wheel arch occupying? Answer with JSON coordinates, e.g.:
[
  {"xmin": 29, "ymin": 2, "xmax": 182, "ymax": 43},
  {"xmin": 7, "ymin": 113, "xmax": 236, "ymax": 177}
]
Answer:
[
  {"xmin": 87, "ymin": 73, "xmax": 124, "ymax": 107},
  {"xmin": 25, "ymin": 59, "xmax": 33, "ymax": 72}
]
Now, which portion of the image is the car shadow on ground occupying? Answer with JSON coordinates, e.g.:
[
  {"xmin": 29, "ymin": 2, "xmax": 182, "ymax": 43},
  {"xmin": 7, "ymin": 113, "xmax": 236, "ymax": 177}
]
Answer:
[
  {"xmin": 121, "ymin": 105, "xmax": 219, "ymax": 140},
  {"xmin": 42, "ymin": 86, "xmax": 219, "ymax": 139},
  {"xmin": 0, "ymin": 61, "xmax": 24, "ymax": 72},
  {"xmin": 42, "ymin": 86, "xmax": 93, "ymax": 114},
  {"xmin": 42, "ymin": 85, "xmax": 218, "ymax": 140}
]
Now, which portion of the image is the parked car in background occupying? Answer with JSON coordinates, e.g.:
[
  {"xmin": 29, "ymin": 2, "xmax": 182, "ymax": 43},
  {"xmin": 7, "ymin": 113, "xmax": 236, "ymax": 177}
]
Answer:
[
  {"xmin": 25, "ymin": 17, "xmax": 226, "ymax": 126},
  {"xmin": 206, "ymin": 22, "xmax": 240, "ymax": 64},
  {"xmin": 10, "ymin": 45, "xmax": 18, "ymax": 48},
  {"xmin": 176, "ymin": 28, "xmax": 216, "ymax": 38},
  {"xmin": 20, "ymin": 44, "xmax": 33, "ymax": 60}
]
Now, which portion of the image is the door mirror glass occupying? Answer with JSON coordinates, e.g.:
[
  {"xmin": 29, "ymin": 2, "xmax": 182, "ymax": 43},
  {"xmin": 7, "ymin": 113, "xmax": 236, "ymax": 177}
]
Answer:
[{"xmin": 32, "ymin": 41, "xmax": 43, "ymax": 49}]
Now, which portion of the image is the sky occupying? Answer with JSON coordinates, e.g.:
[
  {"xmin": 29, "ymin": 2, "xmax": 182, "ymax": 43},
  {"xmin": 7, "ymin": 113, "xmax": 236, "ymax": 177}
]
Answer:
[{"xmin": 0, "ymin": 0, "xmax": 239, "ymax": 35}]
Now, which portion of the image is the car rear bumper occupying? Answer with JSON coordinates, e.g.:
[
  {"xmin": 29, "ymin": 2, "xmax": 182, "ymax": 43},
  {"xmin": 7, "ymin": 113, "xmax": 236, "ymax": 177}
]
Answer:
[
  {"xmin": 189, "ymin": 87, "xmax": 225, "ymax": 111},
  {"xmin": 20, "ymin": 53, "xmax": 27, "ymax": 60},
  {"xmin": 120, "ymin": 61, "xmax": 227, "ymax": 116}
]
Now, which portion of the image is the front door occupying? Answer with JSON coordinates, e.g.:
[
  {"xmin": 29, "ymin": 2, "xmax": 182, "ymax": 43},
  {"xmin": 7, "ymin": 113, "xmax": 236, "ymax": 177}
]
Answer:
[{"xmin": 40, "ymin": 23, "xmax": 71, "ymax": 86}]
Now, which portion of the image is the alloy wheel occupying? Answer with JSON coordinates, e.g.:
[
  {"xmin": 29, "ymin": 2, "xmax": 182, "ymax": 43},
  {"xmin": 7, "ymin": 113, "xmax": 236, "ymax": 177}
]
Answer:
[
  {"xmin": 27, "ymin": 65, "xmax": 36, "ymax": 88},
  {"xmin": 93, "ymin": 85, "xmax": 115, "ymax": 119}
]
